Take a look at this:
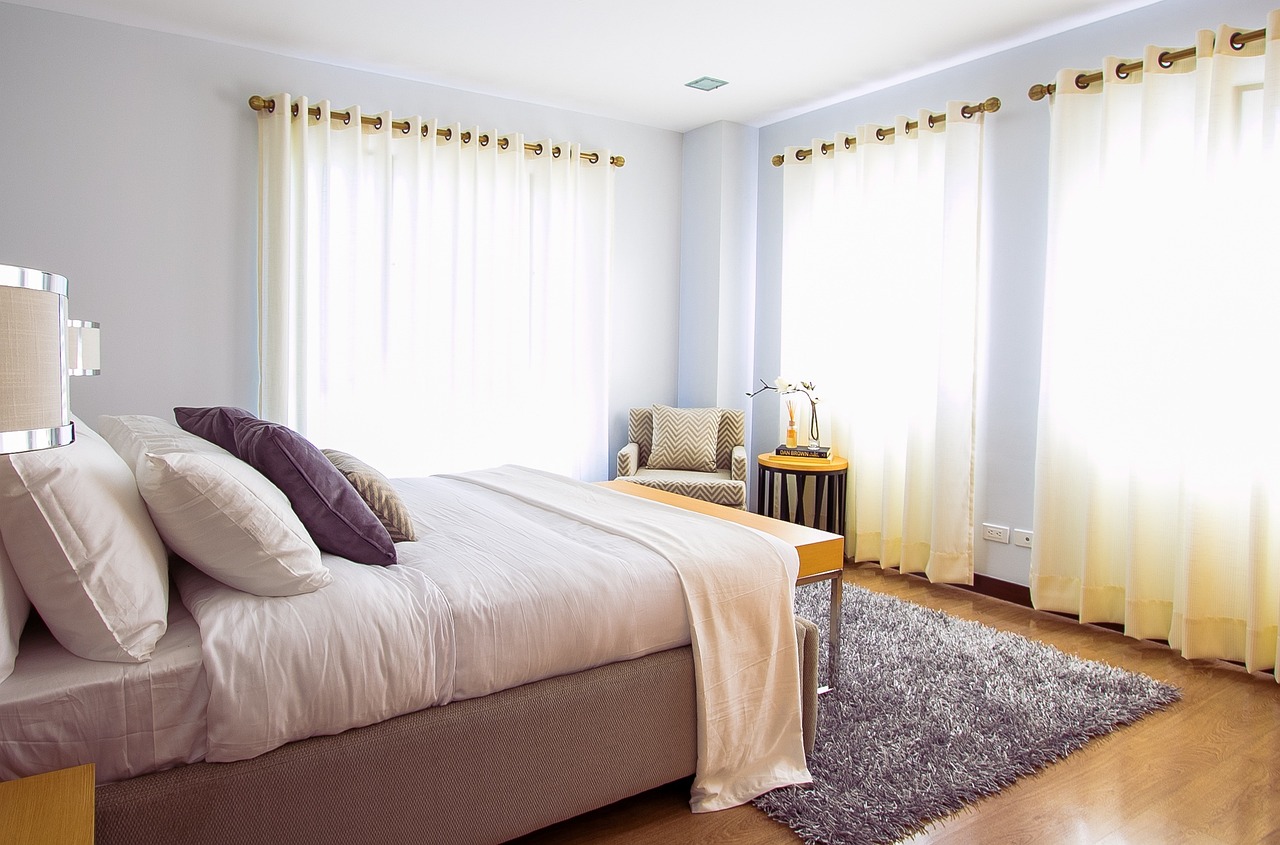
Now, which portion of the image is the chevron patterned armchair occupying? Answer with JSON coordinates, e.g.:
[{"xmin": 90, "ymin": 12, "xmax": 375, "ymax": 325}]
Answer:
[{"xmin": 615, "ymin": 405, "xmax": 747, "ymax": 509}]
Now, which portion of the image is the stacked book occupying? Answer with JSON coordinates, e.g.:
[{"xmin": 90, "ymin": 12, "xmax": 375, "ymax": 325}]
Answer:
[{"xmin": 774, "ymin": 445, "xmax": 832, "ymax": 463}]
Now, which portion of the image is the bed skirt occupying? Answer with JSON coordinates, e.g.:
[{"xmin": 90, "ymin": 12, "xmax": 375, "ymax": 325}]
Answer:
[{"xmin": 95, "ymin": 617, "xmax": 820, "ymax": 845}]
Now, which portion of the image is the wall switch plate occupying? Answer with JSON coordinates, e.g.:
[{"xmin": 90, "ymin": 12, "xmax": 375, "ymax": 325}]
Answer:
[
  {"xmin": 1014, "ymin": 529, "xmax": 1033, "ymax": 549},
  {"xmin": 981, "ymin": 523, "xmax": 1010, "ymax": 543}
]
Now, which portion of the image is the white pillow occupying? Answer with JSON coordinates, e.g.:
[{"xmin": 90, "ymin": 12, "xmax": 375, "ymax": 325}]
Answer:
[
  {"xmin": 98, "ymin": 413, "xmax": 224, "ymax": 469},
  {"xmin": 0, "ymin": 536, "xmax": 29, "ymax": 683},
  {"xmin": 98, "ymin": 415, "xmax": 331, "ymax": 597},
  {"xmin": 0, "ymin": 418, "xmax": 169, "ymax": 663}
]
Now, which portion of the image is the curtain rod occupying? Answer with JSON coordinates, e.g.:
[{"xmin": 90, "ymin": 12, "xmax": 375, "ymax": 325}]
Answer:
[
  {"xmin": 247, "ymin": 95, "xmax": 625, "ymax": 168},
  {"xmin": 1028, "ymin": 26, "xmax": 1266, "ymax": 101},
  {"xmin": 769, "ymin": 97, "xmax": 1000, "ymax": 167}
]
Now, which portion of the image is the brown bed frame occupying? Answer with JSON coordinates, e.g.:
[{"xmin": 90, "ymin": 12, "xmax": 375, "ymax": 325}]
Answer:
[{"xmin": 95, "ymin": 617, "xmax": 819, "ymax": 845}]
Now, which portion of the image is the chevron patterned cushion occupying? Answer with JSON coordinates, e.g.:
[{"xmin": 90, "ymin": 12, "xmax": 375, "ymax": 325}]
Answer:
[
  {"xmin": 647, "ymin": 405, "xmax": 720, "ymax": 472},
  {"xmin": 322, "ymin": 449, "xmax": 417, "ymax": 543},
  {"xmin": 628, "ymin": 469, "xmax": 747, "ymax": 509}
]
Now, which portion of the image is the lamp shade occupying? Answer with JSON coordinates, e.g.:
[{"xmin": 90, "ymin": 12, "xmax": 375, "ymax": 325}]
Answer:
[
  {"xmin": 0, "ymin": 264, "xmax": 73, "ymax": 453},
  {"xmin": 67, "ymin": 319, "xmax": 101, "ymax": 376}
]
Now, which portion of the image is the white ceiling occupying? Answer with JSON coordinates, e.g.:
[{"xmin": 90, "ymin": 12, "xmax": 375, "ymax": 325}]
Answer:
[{"xmin": 11, "ymin": 0, "xmax": 1161, "ymax": 132}]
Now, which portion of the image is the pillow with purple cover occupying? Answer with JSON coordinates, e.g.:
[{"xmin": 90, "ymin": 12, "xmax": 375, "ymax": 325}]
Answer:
[
  {"xmin": 174, "ymin": 406, "xmax": 257, "ymax": 454},
  {"xmin": 233, "ymin": 419, "xmax": 397, "ymax": 566}
]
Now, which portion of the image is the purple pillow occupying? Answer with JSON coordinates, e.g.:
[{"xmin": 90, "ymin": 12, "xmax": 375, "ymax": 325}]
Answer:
[
  {"xmin": 233, "ymin": 419, "xmax": 397, "ymax": 566},
  {"xmin": 174, "ymin": 406, "xmax": 257, "ymax": 454}
]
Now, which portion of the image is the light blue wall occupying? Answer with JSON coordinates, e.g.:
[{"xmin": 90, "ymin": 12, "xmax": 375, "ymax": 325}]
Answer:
[
  {"xmin": 677, "ymin": 120, "xmax": 758, "ymax": 421},
  {"xmin": 0, "ymin": 2, "xmax": 684, "ymax": 477},
  {"xmin": 751, "ymin": 0, "xmax": 1277, "ymax": 584}
]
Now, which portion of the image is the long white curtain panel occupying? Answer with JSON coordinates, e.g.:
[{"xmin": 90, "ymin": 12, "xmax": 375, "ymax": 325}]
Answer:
[
  {"xmin": 1032, "ymin": 14, "xmax": 1280, "ymax": 676},
  {"xmin": 779, "ymin": 103, "xmax": 986, "ymax": 583},
  {"xmin": 256, "ymin": 96, "xmax": 614, "ymax": 479}
]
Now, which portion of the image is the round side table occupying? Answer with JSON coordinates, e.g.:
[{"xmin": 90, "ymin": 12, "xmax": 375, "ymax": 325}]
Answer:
[{"xmin": 756, "ymin": 453, "xmax": 849, "ymax": 536}]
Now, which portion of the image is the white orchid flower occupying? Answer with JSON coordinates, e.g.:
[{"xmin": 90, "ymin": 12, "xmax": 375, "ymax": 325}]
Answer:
[{"xmin": 774, "ymin": 377, "xmax": 793, "ymax": 392}]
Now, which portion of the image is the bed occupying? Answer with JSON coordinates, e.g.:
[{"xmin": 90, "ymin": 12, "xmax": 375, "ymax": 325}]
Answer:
[{"xmin": 0, "ymin": 412, "xmax": 820, "ymax": 844}]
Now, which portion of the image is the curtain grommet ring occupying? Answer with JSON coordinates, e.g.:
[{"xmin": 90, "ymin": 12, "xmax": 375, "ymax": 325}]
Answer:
[
  {"xmin": 927, "ymin": 114, "xmax": 937, "ymax": 129},
  {"xmin": 400, "ymin": 122, "xmax": 410, "ymax": 135},
  {"xmin": 1074, "ymin": 73, "xmax": 1091, "ymax": 91},
  {"xmin": 443, "ymin": 127, "xmax": 452, "ymax": 140},
  {"xmin": 421, "ymin": 124, "xmax": 430, "ymax": 138},
  {"xmin": 342, "ymin": 112, "xmax": 351, "ymax": 126},
  {"xmin": 480, "ymin": 134, "xmax": 489, "ymax": 147},
  {"xmin": 533, "ymin": 142, "xmax": 543, "ymax": 156},
  {"xmin": 372, "ymin": 116, "xmax": 383, "ymax": 130},
  {"xmin": 1230, "ymin": 31, "xmax": 1247, "ymax": 51},
  {"xmin": 875, "ymin": 127, "xmax": 887, "ymax": 141},
  {"xmin": 290, "ymin": 103, "xmax": 299, "ymax": 118},
  {"xmin": 1157, "ymin": 51, "xmax": 1174, "ymax": 69},
  {"xmin": 552, "ymin": 145, "xmax": 561, "ymax": 158},
  {"xmin": 1115, "ymin": 67, "xmax": 1129, "ymax": 80},
  {"xmin": 498, "ymin": 137, "xmax": 509, "ymax": 150}
]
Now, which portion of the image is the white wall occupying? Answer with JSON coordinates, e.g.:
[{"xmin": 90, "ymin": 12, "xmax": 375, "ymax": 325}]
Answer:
[
  {"xmin": 677, "ymin": 120, "xmax": 758, "ymax": 416},
  {"xmin": 752, "ymin": 0, "xmax": 1276, "ymax": 584},
  {"xmin": 0, "ymin": 2, "xmax": 684, "ymax": 475}
]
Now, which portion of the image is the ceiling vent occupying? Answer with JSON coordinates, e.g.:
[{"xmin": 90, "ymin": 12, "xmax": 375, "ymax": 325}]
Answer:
[{"xmin": 685, "ymin": 76, "xmax": 728, "ymax": 92}]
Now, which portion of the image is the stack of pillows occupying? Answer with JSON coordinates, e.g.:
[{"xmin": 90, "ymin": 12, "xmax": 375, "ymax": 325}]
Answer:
[{"xmin": 0, "ymin": 408, "xmax": 415, "ymax": 685}]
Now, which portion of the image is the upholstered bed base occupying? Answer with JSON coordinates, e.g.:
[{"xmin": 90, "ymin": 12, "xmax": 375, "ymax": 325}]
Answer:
[{"xmin": 96, "ymin": 617, "xmax": 819, "ymax": 845}]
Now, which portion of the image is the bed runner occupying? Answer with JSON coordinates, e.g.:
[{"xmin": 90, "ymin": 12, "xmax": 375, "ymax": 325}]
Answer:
[{"xmin": 445, "ymin": 466, "xmax": 812, "ymax": 812}]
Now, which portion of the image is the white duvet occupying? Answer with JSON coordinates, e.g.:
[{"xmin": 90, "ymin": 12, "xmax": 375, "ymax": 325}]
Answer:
[{"xmin": 178, "ymin": 466, "xmax": 809, "ymax": 810}]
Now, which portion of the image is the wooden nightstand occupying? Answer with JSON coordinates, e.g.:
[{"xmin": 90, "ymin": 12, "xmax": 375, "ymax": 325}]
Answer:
[
  {"xmin": 756, "ymin": 453, "xmax": 849, "ymax": 537},
  {"xmin": 0, "ymin": 763, "xmax": 95, "ymax": 844}
]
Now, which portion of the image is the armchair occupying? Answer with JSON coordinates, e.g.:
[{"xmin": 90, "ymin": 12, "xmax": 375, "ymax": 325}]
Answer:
[{"xmin": 616, "ymin": 405, "xmax": 747, "ymax": 509}]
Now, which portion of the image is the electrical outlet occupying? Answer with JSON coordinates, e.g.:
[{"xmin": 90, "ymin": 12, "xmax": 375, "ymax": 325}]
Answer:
[
  {"xmin": 981, "ymin": 523, "xmax": 1010, "ymax": 544},
  {"xmin": 1014, "ymin": 529, "xmax": 1033, "ymax": 549}
]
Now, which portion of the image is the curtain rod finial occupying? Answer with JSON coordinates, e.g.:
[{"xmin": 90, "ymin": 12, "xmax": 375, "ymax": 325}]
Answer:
[
  {"xmin": 983, "ymin": 96, "xmax": 1001, "ymax": 113},
  {"xmin": 1028, "ymin": 84, "xmax": 1053, "ymax": 102},
  {"xmin": 248, "ymin": 95, "xmax": 271, "ymax": 112}
]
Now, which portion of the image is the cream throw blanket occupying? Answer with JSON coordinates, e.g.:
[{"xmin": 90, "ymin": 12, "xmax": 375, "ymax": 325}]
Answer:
[{"xmin": 447, "ymin": 466, "xmax": 812, "ymax": 811}]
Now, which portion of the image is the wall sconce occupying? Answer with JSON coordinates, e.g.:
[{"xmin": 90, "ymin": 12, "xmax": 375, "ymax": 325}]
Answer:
[{"xmin": 0, "ymin": 264, "xmax": 100, "ymax": 454}]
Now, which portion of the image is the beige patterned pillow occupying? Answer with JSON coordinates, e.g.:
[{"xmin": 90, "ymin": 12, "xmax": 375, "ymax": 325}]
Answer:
[
  {"xmin": 322, "ymin": 450, "xmax": 417, "ymax": 542},
  {"xmin": 647, "ymin": 405, "xmax": 719, "ymax": 472}
]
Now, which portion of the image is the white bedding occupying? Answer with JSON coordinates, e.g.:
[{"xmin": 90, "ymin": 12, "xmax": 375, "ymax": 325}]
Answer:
[
  {"xmin": 180, "ymin": 468, "xmax": 692, "ymax": 763},
  {"xmin": 182, "ymin": 467, "xmax": 808, "ymax": 808},
  {"xmin": 0, "ymin": 466, "xmax": 810, "ymax": 808},
  {"xmin": 0, "ymin": 599, "xmax": 208, "ymax": 783}
]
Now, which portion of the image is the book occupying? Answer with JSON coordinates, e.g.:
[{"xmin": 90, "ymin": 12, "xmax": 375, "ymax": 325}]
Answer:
[{"xmin": 776, "ymin": 445, "xmax": 830, "ymax": 459}]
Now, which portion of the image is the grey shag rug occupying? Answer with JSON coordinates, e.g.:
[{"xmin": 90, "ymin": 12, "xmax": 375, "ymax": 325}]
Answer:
[{"xmin": 754, "ymin": 584, "xmax": 1181, "ymax": 844}]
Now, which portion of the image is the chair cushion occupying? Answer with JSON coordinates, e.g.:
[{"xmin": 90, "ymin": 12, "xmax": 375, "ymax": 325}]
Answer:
[
  {"xmin": 647, "ymin": 405, "xmax": 720, "ymax": 472},
  {"xmin": 629, "ymin": 468, "xmax": 747, "ymax": 509}
]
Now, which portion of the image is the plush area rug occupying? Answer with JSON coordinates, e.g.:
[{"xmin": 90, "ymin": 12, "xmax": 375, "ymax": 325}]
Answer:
[{"xmin": 754, "ymin": 583, "xmax": 1181, "ymax": 845}]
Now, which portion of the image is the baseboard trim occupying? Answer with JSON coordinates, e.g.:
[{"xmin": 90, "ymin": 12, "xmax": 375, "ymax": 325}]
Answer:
[
  {"xmin": 968, "ymin": 573, "xmax": 1033, "ymax": 608},
  {"xmin": 885, "ymin": 566, "xmax": 1033, "ymax": 609},
  {"xmin": 886, "ymin": 566, "xmax": 1130, "ymax": 635}
]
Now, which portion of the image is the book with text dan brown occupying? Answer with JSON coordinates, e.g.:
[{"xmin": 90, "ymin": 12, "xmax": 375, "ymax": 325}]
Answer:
[{"xmin": 775, "ymin": 445, "xmax": 831, "ymax": 459}]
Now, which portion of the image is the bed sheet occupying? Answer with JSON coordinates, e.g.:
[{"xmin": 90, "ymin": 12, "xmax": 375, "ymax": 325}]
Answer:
[
  {"xmin": 179, "ymin": 471, "xmax": 691, "ymax": 763},
  {"xmin": 0, "ymin": 599, "xmax": 208, "ymax": 783}
]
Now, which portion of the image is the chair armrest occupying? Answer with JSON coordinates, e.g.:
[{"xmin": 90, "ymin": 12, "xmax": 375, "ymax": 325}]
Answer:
[
  {"xmin": 731, "ymin": 445, "xmax": 747, "ymax": 483},
  {"xmin": 617, "ymin": 442, "xmax": 640, "ymax": 478}
]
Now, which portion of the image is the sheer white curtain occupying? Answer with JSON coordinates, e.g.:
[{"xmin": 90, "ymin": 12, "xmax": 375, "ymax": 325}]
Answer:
[
  {"xmin": 779, "ymin": 103, "xmax": 985, "ymax": 583},
  {"xmin": 1032, "ymin": 14, "xmax": 1280, "ymax": 676},
  {"xmin": 256, "ymin": 95, "xmax": 614, "ymax": 480}
]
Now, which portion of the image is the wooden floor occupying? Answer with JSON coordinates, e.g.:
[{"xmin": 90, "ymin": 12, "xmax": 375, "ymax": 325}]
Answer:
[{"xmin": 515, "ymin": 564, "xmax": 1280, "ymax": 845}]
